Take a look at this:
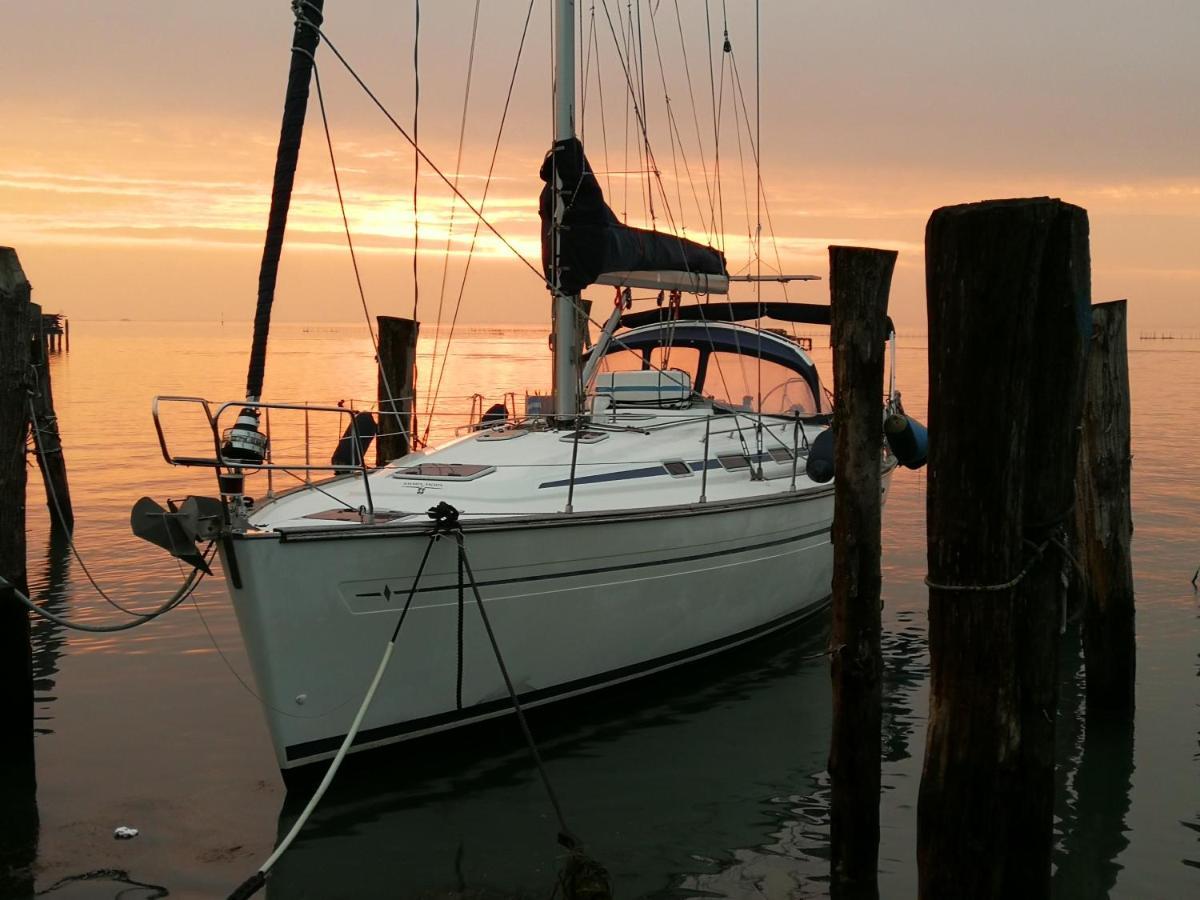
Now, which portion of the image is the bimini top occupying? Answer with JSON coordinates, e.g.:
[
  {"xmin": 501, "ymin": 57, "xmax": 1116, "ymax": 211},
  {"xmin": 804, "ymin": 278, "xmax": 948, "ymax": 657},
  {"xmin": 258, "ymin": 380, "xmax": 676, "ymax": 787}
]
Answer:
[{"xmin": 585, "ymin": 320, "xmax": 823, "ymax": 413}]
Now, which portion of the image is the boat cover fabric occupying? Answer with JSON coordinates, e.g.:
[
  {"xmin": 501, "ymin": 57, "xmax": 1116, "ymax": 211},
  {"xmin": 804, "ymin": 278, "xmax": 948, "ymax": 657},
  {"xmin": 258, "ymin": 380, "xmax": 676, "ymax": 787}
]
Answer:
[
  {"xmin": 588, "ymin": 322, "xmax": 822, "ymax": 403},
  {"xmin": 539, "ymin": 138, "xmax": 727, "ymax": 294},
  {"xmin": 619, "ymin": 301, "xmax": 896, "ymax": 335}
]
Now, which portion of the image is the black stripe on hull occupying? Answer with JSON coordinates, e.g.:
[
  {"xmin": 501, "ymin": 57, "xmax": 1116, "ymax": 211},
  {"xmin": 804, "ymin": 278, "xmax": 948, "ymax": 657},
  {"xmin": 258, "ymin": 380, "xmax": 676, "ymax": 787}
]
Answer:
[
  {"xmin": 283, "ymin": 599, "xmax": 829, "ymax": 766},
  {"xmin": 353, "ymin": 524, "xmax": 831, "ymax": 598}
]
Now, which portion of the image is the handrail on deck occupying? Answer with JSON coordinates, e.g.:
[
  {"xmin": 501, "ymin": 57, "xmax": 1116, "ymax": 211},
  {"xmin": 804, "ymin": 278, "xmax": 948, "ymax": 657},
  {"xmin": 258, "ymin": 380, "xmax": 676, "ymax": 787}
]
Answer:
[{"xmin": 151, "ymin": 397, "xmax": 414, "ymax": 524}]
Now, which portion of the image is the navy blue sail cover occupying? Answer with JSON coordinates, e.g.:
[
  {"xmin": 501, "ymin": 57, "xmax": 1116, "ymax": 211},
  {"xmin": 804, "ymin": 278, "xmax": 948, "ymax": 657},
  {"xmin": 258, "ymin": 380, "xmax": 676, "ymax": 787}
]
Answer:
[{"xmin": 539, "ymin": 138, "xmax": 727, "ymax": 294}]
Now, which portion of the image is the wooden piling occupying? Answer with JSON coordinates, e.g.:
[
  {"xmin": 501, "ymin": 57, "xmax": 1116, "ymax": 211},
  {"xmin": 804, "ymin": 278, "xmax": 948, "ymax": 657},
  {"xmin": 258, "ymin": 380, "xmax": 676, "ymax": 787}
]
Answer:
[
  {"xmin": 375, "ymin": 315, "xmax": 419, "ymax": 466},
  {"xmin": 919, "ymin": 199, "xmax": 1091, "ymax": 900},
  {"xmin": 27, "ymin": 304, "xmax": 74, "ymax": 532},
  {"xmin": 0, "ymin": 247, "xmax": 34, "ymax": 773},
  {"xmin": 827, "ymin": 246, "xmax": 897, "ymax": 899},
  {"xmin": 1076, "ymin": 299, "xmax": 1135, "ymax": 712}
]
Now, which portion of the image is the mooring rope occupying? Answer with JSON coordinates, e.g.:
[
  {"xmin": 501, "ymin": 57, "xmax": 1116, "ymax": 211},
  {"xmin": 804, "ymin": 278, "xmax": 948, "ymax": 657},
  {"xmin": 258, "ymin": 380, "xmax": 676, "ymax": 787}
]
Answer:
[
  {"xmin": 1, "ymin": 545, "xmax": 213, "ymax": 634},
  {"xmin": 225, "ymin": 530, "xmax": 440, "ymax": 900},
  {"xmin": 924, "ymin": 523, "xmax": 1082, "ymax": 595},
  {"xmin": 26, "ymin": 392, "xmax": 166, "ymax": 618},
  {"xmin": 450, "ymin": 517, "xmax": 611, "ymax": 898}
]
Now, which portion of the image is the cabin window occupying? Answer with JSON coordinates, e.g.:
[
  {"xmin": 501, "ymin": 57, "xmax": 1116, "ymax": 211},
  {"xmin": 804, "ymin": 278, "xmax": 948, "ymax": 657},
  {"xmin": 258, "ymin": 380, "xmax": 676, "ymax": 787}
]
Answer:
[
  {"xmin": 663, "ymin": 459, "xmax": 692, "ymax": 477},
  {"xmin": 702, "ymin": 351, "xmax": 817, "ymax": 416},
  {"xmin": 595, "ymin": 347, "xmax": 647, "ymax": 373},
  {"xmin": 648, "ymin": 347, "xmax": 701, "ymax": 386}
]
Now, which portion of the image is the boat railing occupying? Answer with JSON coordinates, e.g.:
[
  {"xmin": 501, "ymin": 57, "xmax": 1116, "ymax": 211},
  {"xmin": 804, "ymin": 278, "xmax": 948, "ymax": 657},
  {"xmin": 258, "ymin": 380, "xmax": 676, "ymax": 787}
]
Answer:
[{"xmin": 151, "ymin": 396, "xmax": 427, "ymax": 520}]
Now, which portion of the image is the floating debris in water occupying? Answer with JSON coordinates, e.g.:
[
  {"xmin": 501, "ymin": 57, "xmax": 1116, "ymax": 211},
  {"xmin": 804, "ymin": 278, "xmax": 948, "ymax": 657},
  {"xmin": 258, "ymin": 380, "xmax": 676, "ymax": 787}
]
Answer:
[{"xmin": 113, "ymin": 826, "xmax": 139, "ymax": 840}]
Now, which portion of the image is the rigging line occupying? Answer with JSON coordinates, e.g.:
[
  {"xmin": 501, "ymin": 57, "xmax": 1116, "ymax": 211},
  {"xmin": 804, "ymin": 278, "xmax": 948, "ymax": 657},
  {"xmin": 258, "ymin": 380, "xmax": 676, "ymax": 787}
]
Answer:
[
  {"xmin": 713, "ymin": 40, "xmax": 730, "ymax": 255},
  {"xmin": 673, "ymin": 0, "xmax": 717, "ymax": 238},
  {"xmin": 705, "ymin": 0, "xmax": 723, "ymax": 250},
  {"xmin": 634, "ymin": 0, "xmax": 655, "ymax": 228},
  {"xmin": 426, "ymin": 0, "xmax": 482, "ymax": 425},
  {"xmin": 309, "ymin": 59, "xmax": 400, "ymax": 430},
  {"xmin": 413, "ymin": 0, "xmax": 421, "ymax": 323},
  {"xmin": 726, "ymin": 43, "xmax": 795, "ymax": 311},
  {"xmin": 278, "ymin": 467, "xmax": 360, "ymax": 513},
  {"xmin": 621, "ymin": 0, "xmax": 631, "ymax": 219},
  {"xmin": 724, "ymin": 53, "xmax": 755, "ymax": 271},
  {"xmin": 755, "ymin": 0, "xmax": 763, "ymax": 470},
  {"xmin": 419, "ymin": 0, "xmax": 537, "ymax": 446},
  {"xmin": 26, "ymin": 391, "xmax": 158, "ymax": 618},
  {"xmin": 305, "ymin": 7, "xmax": 714, "ymax": 425},
  {"xmin": 293, "ymin": 12, "xmax": 546, "ymax": 284},
  {"xmin": 590, "ymin": 3, "xmax": 614, "ymax": 201},
  {"xmin": 647, "ymin": 3, "xmax": 707, "ymax": 244},
  {"xmin": 727, "ymin": 46, "xmax": 764, "ymax": 268},
  {"xmin": 613, "ymin": 0, "xmax": 651, "ymax": 226},
  {"xmin": 590, "ymin": 15, "xmax": 758, "ymax": 465},
  {"xmin": 593, "ymin": 5, "xmax": 751, "ymax": 440},
  {"xmin": 722, "ymin": 49, "xmax": 801, "ymax": 348},
  {"xmin": 596, "ymin": 0, "xmax": 679, "ymax": 233},
  {"xmin": 647, "ymin": 2, "xmax": 687, "ymax": 230}
]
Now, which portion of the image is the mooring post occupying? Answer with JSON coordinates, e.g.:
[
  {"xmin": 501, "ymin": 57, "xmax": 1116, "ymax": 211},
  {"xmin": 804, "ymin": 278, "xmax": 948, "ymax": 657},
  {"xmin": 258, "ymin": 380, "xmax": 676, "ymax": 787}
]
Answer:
[
  {"xmin": 27, "ymin": 303, "xmax": 74, "ymax": 532},
  {"xmin": 64, "ymin": 316, "xmax": 69, "ymax": 352},
  {"xmin": 375, "ymin": 315, "xmax": 419, "ymax": 466},
  {"xmin": 0, "ymin": 247, "xmax": 34, "ymax": 775},
  {"xmin": 919, "ymin": 199, "xmax": 1091, "ymax": 900},
  {"xmin": 1076, "ymin": 299, "xmax": 1135, "ymax": 712},
  {"xmin": 827, "ymin": 245, "xmax": 896, "ymax": 900}
]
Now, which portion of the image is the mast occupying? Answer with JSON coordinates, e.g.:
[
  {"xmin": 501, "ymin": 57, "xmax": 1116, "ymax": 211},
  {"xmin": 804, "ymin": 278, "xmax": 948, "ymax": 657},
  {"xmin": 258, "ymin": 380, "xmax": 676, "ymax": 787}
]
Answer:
[
  {"xmin": 245, "ymin": 0, "xmax": 325, "ymax": 403},
  {"xmin": 551, "ymin": 0, "xmax": 581, "ymax": 419}
]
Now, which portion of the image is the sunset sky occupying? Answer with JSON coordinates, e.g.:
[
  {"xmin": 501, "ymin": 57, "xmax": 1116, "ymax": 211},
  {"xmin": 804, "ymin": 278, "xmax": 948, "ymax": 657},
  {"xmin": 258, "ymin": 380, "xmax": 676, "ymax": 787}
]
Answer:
[{"xmin": 3, "ymin": 1, "xmax": 1197, "ymax": 332}]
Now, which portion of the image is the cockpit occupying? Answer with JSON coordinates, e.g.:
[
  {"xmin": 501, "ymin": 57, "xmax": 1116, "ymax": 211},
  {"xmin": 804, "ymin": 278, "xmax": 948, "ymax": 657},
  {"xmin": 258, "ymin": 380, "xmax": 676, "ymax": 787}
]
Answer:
[{"xmin": 585, "ymin": 321, "xmax": 827, "ymax": 417}]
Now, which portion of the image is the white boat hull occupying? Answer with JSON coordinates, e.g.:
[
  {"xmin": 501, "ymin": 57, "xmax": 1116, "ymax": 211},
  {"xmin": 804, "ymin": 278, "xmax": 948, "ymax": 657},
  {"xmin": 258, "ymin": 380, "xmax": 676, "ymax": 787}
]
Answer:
[{"xmin": 222, "ymin": 489, "xmax": 845, "ymax": 770}]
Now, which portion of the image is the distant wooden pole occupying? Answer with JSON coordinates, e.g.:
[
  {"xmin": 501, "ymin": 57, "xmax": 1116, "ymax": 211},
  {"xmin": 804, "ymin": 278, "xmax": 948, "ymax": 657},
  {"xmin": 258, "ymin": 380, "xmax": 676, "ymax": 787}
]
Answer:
[
  {"xmin": 0, "ymin": 247, "xmax": 34, "ymax": 772},
  {"xmin": 27, "ymin": 304, "xmax": 74, "ymax": 532},
  {"xmin": 827, "ymin": 246, "xmax": 896, "ymax": 899},
  {"xmin": 376, "ymin": 316, "xmax": 419, "ymax": 466},
  {"xmin": 1076, "ymin": 299, "xmax": 1135, "ymax": 712},
  {"xmin": 919, "ymin": 199, "xmax": 1091, "ymax": 900},
  {"xmin": 64, "ymin": 317, "xmax": 70, "ymax": 352}
]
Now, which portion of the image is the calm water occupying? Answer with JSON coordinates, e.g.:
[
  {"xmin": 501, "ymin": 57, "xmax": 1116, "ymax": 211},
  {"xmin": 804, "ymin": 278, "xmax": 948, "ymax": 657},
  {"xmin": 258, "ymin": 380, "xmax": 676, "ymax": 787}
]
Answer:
[{"xmin": 6, "ymin": 321, "xmax": 1198, "ymax": 899}]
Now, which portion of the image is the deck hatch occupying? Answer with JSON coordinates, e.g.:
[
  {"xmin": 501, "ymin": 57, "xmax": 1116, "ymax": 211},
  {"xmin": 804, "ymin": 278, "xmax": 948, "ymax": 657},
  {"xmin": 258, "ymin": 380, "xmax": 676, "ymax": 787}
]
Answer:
[
  {"xmin": 392, "ymin": 463, "xmax": 496, "ymax": 481},
  {"xmin": 717, "ymin": 453, "xmax": 752, "ymax": 470}
]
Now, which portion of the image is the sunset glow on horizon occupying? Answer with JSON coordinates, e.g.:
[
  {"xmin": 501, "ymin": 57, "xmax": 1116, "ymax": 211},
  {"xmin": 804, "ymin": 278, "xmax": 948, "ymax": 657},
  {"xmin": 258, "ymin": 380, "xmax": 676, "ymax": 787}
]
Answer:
[{"xmin": 3, "ymin": 1, "xmax": 1197, "ymax": 331}]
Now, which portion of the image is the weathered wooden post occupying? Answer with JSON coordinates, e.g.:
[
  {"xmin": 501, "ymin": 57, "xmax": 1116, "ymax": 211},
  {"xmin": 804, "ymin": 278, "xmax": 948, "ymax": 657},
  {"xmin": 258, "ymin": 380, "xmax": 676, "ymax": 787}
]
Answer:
[
  {"xmin": 375, "ymin": 315, "xmax": 419, "ymax": 465},
  {"xmin": 919, "ymin": 199, "xmax": 1091, "ymax": 900},
  {"xmin": 827, "ymin": 246, "xmax": 896, "ymax": 899},
  {"xmin": 0, "ymin": 247, "xmax": 34, "ymax": 772},
  {"xmin": 1075, "ymin": 299, "xmax": 1135, "ymax": 712},
  {"xmin": 27, "ymin": 304, "xmax": 74, "ymax": 532}
]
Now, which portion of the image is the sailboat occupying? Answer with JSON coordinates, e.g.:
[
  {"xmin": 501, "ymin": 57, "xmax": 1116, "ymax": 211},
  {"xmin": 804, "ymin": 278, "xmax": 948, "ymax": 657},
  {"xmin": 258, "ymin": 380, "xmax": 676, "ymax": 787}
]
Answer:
[{"xmin": 137, "ymin": 1, "xmax": 910, "ymax": 774}]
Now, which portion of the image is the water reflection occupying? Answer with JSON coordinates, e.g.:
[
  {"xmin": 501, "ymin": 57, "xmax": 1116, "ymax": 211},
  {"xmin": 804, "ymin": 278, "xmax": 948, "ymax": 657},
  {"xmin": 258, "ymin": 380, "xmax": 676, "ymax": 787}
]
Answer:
[
  {"xmin": 269, "ymin": 622, "xmax": 836, "ymax": 899},
  {"xmin": 31, "ymin": 530, "xmax": 73, "ymax": 736},
  {"xmin": 1053, "ymin": 631, "xmax": 1135, "ymax": 900},
  {"xmin": 880, "ymin": 609, "xmax": 928, "ymax": 765}
]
